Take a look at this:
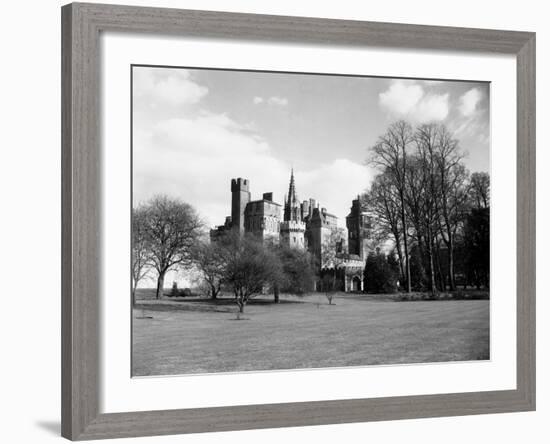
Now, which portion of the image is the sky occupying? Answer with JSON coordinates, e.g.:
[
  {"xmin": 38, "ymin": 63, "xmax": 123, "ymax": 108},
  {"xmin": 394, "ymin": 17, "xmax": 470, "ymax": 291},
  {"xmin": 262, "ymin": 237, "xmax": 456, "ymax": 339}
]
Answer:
[{"xmin": 132, "ymin": 66, "xmax": 490, "ymax": 229}]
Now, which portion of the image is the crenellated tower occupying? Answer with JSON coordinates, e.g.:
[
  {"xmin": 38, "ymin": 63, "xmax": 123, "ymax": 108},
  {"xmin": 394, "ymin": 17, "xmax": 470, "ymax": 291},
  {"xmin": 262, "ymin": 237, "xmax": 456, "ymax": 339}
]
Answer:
[{"xmin": 231, "ymin": 178, "xmax": 251, "ymax": 234}]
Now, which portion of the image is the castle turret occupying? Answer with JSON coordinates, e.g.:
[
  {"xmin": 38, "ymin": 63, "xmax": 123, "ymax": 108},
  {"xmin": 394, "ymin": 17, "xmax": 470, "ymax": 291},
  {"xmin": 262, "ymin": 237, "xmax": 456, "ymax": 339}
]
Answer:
[
  {"xmin": 231, "ymin": 178, "xmax": 251, "ymax": 234},
  {"xmin": 280, "ymin": 169, "xmax": 306, "ymax": 250}
]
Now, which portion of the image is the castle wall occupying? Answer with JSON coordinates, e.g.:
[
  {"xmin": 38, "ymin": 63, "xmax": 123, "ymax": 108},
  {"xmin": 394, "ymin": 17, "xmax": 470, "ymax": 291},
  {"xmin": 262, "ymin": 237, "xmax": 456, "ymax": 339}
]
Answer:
[
  {"xmin": 306, "ymin": 207, "xmax": 340, "ymax": 267},
  {"xmin": 244, "ymin": 198, "xmax": 281, "ymax": 242}
]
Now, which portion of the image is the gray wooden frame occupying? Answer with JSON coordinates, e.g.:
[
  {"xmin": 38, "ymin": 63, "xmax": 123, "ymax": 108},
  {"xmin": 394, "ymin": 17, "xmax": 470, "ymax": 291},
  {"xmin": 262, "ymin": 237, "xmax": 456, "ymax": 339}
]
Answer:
[{"xmin": 61, "ymin": 2, "xmax": 536, "ymax": 440}]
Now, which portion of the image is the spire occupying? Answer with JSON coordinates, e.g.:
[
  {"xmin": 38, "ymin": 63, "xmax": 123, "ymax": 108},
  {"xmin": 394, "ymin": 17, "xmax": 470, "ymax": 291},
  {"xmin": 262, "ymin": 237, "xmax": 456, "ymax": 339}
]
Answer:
[
  {"xmin": 284, "ymin": 168, "xmax": 301, "ymax": 222},
  {"xmin": 288, "ymin": 167, "xmax": 296, "ymax": 204}
]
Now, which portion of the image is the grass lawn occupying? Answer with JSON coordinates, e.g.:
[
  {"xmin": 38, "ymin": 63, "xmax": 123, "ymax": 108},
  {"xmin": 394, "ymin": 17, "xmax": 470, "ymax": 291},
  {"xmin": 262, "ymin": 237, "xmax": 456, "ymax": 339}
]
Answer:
[{"xmin": 132, "ymin": 292, "xmax": 490, "ymax": 376}]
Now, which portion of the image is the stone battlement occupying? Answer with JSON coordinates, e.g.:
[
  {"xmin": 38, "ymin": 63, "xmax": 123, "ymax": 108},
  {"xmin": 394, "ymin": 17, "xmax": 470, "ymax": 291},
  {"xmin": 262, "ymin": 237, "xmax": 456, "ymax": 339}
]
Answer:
[
  {"xmin": 231, "ymin": 177, "xmax": 249, "ymax": 192},
  {"xmin": 280, "ymin": 220, "xmax": 306, "ymax": 232}
]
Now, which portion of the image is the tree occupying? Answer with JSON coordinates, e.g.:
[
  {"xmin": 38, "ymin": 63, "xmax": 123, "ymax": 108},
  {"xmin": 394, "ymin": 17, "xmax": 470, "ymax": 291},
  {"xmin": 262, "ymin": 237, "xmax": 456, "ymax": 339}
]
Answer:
[
  {"xmin": 131, "ymin": 206, "xmax": 152, "ymax": 304},
  {"xmin": 408, "ymin": 245, "xmax": 427, "ymax": 290},
  {"xmin": 222, "ymin": 234, "xmax": 283, "ymax": 316},
  {"xmin": 363, "ymin": 250, "xmax": 399, "ymax": 293},
  {"xmin": 140, "ymin": 195, "xmax": 203, "ymax": 299},
  {"xmin": 366, "ymin": 120, "xmax": 489, "ymax": 295},
  {"xmin": 412, "ymin": 123, "xmax": 441, "ymax": 296},
  {"xmin": 469, "ymin": 172, "xmax": 490, "ymax": 209},
  {"xmin": 192, "ymin": 240, "xmax": 227, "ymax": 299},
  {"xmin": 320, "ymin": 273, "xmax": 337, "ymax": 305},
  {"xmin": 319, "ymin": 228, "xmax": 347, "ymax": 302},
  {"xmin": 464, "ymin": 207, "xmax": 490, "ymax": 289},
  {"xmin": 363, "ymin": 172, "xmax": 405, "ymax": 282},
  {"xmin": 433, "ymin": 126, "xmax": 469, "ymax": 290},
  {"xmin": 275, "ymin": 244, "xmax": 316, "ymax": 297},
  {"xmin": 403, "ymin": 155, "xmax": 429, "ymax": 287},
  {"xmin": 369, "ymin": 120, "xmax": 414, "ymax": 293}
]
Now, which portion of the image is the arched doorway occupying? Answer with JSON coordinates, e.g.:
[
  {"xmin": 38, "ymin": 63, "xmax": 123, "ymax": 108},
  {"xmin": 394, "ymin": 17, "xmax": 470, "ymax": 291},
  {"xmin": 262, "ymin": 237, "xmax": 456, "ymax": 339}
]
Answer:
[{"xmin": 352, "ymin": 276, "xmax": 362, "ymax": 292}]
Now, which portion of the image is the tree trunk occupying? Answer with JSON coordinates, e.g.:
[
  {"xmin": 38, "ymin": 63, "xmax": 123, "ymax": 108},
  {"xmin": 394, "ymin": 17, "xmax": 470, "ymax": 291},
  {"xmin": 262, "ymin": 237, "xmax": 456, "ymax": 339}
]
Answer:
[
  {"xmin": 210, "ymin": 282, "xmax": 218, "ymax": 299},
  {"xmin": 433, "ymin": 240, "xmax": 444, "ymax": 291},
  {"xmin": 155, "ymin": 271, "xmax": 165, "ymax": 299},
  {"xmin": 399, "ymin": 191, "xmax": 411, "ymax": 293},
  {"xmin": 403, "ymin": 235, "xmax": 411, "ymax": 293},
  {"xmin": 394, "ymin": 233, "xmax": 405, "ymax": 286},
  {"xmin": 273, "ymin": 284, "xmax": 280, "ymax": 303},
  {"xmin": 426, "ymin": 226, "xmax": 437, "ymax": 297},
  {"xmin": 236, "ymin": 289, "xmax": 246, "ymax": 315},
  {"xmin": 132, "ymin": 285, "xmax": 136, "ymax": 306},
  {"xmin": 448, "ymin": 238, "xmax": 456, "ymax": 291}
]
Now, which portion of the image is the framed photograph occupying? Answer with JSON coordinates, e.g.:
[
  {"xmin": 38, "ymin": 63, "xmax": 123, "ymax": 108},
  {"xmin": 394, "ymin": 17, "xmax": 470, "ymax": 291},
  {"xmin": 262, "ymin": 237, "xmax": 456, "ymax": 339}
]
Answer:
[{"xmin": 61, "ymin": 2, "xmax": 535, "ymax": 440}]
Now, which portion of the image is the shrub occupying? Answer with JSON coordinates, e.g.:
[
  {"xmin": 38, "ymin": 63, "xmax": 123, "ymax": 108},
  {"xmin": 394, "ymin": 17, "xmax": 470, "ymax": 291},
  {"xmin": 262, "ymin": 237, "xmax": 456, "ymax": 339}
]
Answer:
[{"xmin": 170, "ymin": 281, "xmax": 179, "ymax": 297}]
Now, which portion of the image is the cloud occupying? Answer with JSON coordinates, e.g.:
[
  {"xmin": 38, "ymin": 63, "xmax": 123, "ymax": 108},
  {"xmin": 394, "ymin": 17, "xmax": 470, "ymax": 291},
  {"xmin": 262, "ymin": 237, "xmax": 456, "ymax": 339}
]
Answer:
[
  {"xmin": 133, "ymin": 67, "xmax": 208, "ymax": 107},
  {"xmin": 448, "ymin": 87, "xmax": 488, "ymax": 147},
  {"xmin": 267, "ymin": 96, "xmax": 289, "ymax": 106},
  {"xmin": 133, "ymin": 111, "xmax": 288, "ymax": 227},
  {"xmin": 134, "ymin": 110, "xmax": 370, "ymax": 228},
  {"xmin": 253, "ymin": 96, "xmax": 289, "ymax": 106},
  {"xmin": 379, "ymin": 81, "xmax": 423, "ymax": 115},
  {"xmin": 297, "ymin": 159, "xmax": 372, "ymax": 223},
  {"xmin": 458, "ymin": 88, "xmax": 482, "ymax": 117},
  {"xmin": 414, "ymin": 93, "xmax": 450, "ymax": 122},
  {"xmin": 379, "ymin": 80, "xmax": 449, "ymax": 122},
  {"xmin": 133, "ymin": 68, "xmax": 369, "ymax": 230}
]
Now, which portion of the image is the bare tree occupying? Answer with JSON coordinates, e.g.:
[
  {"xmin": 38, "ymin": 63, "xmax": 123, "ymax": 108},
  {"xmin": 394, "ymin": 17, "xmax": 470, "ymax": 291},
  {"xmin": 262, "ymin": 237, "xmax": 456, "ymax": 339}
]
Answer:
[
  {"xmin": 469, "ymin": 172, "xmax": 490, "ymax": 209},
  {"xmin": 131, "ymin": 206, "xmax": 152, "ymax": 304},
  {"xmin": 413, "ymin": 123, "xmax": 441, "ymax": 296},
  {"xmin": 192, "ymin": 241, "xmax": 227, "ymax": 299},
  {"xmin": 320, "ymin": 274, "xmax": 337, "ymax": 305},
  {"xmin": 369, "ymin": 120, "xmax": 413, "ymax": 293},
  {"xmin": 363, "ymin": 172, "xmax": 405, "ymax": 281},
  {"xmin": 367, "ymin": 120, "xmax": 487, "ymax": 295},
  {"xmin": 140, "ymin": 195, "xmax": 204, "ymax": 299},
  {"xmin": 433, "ymin": 126, "xmax": 469, "ymax": 290},
  {"xmin": 404, "ymin": 155, "xmax": 428, "ymax": 261}
]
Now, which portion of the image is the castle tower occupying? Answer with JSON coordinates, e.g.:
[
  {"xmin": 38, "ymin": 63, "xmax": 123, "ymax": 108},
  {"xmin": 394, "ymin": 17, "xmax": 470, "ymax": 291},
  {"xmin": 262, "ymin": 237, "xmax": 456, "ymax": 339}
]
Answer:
[
  {"xmin": 346, "ymin": 195, "xmax": 370, "ymax": 259},
  {"xmin": 243, "ymin": 192, "xmax": 281, "ymax": 243},
  {"xmin": 280, "ymin": 169, "xmax": 306, "ymax": 249},
  {"xmin": 231, "ymin": 178, "xmax": 251, "ymax": 234}
]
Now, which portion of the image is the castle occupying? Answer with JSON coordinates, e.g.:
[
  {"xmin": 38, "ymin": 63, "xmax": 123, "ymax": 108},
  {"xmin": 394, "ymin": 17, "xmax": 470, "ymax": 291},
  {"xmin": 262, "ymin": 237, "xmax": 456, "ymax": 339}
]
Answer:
[{"xmin": 210, "ymin": 170, "xmax": 372, "ymax": 292}]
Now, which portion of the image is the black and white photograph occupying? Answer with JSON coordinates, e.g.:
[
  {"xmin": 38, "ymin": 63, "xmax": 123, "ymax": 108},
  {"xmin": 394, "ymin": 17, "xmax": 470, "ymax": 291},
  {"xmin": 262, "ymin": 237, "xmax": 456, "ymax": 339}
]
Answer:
[
  {"xmin": 2, "ymin": 0, "xmax": 544, "ymax": 443},
  {"xmin": 131, "ymin": 65, "xmax": 491, "ymax": 377}
]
